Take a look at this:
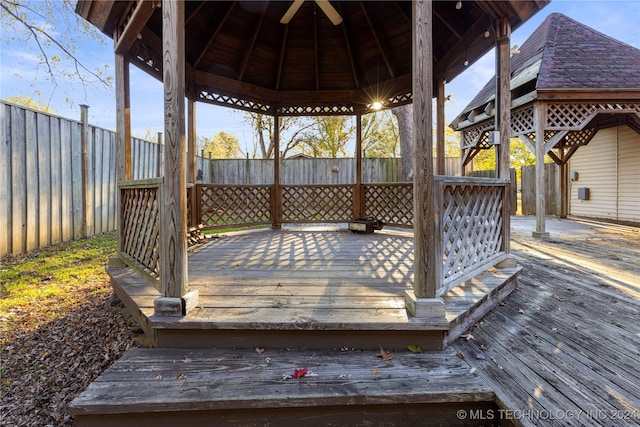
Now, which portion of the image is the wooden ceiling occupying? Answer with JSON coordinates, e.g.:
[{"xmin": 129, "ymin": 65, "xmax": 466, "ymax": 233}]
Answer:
[{"xmin": 76, "ymin": 0, "xmax": 548, "ymax": 116}]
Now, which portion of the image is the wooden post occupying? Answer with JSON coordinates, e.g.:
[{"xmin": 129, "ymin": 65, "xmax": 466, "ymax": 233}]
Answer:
[
  {"xmin": 155, "ymin": 0, "xmax": 197, "ymax": 316},
  {"xmin": 272, "ymin": 113, "xmax": 282, "ymax": 229},
  {"xmin": 80, "ymin": 104, "xmax": 91, "ymax": 238},
  {"xmin": 559, "ymin": 147, "xmax": 568, "ymax": 218},
  {"xmin": 405, "ymin": 0, "xmax": 445, "ymax": 319},
  {"xmin": 187, "ymin": 98, "xmax": 197, "ymax": 184},
  {"xmin": 354, "ymin": 114, "xmax": 363, "ymax": 217},
  {"xmin": 496, "ymin": 18, "xmax": 511, "ymax": 253},
  {"xmin": 115, "ymin": 53, "xmax": 132, "ymax": 182},
  {"xmin": 533, "ymin": 102, "xmax": 549, "ymax": 238},
  {"xmin": 436, "ymin": 78, "xmax": 445, "ymax": 176}
]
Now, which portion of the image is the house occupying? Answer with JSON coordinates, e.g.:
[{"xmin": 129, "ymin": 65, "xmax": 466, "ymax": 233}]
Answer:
[{"xmin": 452, "ymin": 13, "xmax": 640, "ymax": 232}]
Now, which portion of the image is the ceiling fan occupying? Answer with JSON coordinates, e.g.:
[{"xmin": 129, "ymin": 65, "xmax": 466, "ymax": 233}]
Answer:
[{"xmin": 280, "ymin": 0, "xmax": 343, "ymax": 26}]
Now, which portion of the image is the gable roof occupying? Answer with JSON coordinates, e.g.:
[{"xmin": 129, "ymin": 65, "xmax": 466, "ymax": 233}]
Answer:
[{"xmin": 453, "ymin": 13, "xmax": 640, "ymax": 125}]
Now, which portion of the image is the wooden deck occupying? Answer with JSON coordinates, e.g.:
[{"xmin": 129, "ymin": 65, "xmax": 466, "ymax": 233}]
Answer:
[
  {"xmin": 453, "ymin": 217, "xmax": 640, "ymax": 426},
  {"xmin": 69, "ymin": 347, "xmax": 498, "ymax": 427},
  {"xmin": 110, "ymin": 226, "xmax": 519, "ymax": 351}
]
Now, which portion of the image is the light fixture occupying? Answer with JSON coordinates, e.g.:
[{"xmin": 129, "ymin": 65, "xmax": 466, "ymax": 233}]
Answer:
[
  {"xmin": 372, "ymin": 101, "xmax": 383, "ymax": 111},
  {"xmin": 455, "ymin": 1, "xmax": 462, "ymax": 10},
  {"xmin": 463, "ymin": 58, "xmax": 469, "ymax": 67},
  {"xmin": 510, "ymin": 44, "xmax": 521, "ymax": 55},
  {"xmin": 484, "ymin": 30, "xmax": 491, "ymax": 38}
]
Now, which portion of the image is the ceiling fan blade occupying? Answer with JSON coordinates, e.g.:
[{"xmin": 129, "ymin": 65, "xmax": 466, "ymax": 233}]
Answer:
[
  {"xmin": 315, "ymin": 0, "xmax": 343, "ymax": 25},
  {"xmin": 280, "ymin": 0, "xmax": 305, "ymax": 24}
]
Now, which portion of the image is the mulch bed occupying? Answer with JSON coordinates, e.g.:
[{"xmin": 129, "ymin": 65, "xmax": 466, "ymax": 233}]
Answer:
[{"xmin": 1, "ymin": 282, "xmax": 136, "ymax": 427}]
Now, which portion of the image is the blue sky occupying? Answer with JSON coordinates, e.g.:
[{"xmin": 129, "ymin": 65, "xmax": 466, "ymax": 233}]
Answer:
[{"xmin": 1, "ymin": 0, "xmax": 639, "ymax": 155}]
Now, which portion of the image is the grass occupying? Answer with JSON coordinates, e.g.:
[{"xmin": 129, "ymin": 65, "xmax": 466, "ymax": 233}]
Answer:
[{"xmin": 0, "ymin": 233, "xmax": 117, "ymax": 314}]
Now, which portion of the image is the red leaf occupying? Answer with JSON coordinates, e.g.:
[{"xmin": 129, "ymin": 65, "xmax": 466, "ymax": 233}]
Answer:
[{"xmin": 292, "ymin": 367, "xmax": 308, "ymax": 379}]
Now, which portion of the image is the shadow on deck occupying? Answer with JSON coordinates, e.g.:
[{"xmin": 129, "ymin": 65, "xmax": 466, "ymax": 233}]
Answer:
[{"xmin": 110, "ymin": 226, "xmax": 520, "ymax": 351}]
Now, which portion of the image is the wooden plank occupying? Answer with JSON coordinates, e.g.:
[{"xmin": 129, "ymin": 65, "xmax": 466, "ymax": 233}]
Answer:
[
  {"xmin": 24, "ymin": 109, "xmax": 38, "ymax": 251},
  {"xmin": 37, "ymin": 112, "xmax": 51, "ymax": 247},
  {"xmin": 101, "ymin": 129, "xmax": 111, "ymax": 232},
  {"xmin": 49, "ymin": 117, "xmax": 62, "ymax": 244},
  {"xmin": 0, "ymin": 104, "xmax": 10, "ymax": 256},
  {"xmin": 71, "ymin": 122, "xmax": 84, "ymax": 239},
  {"xmin": 93, "ymin": 128, "xmax": 103, "ymax": 234},
  {"xmin": 59, "ymin": 119, "xmax": 73, "ymax": 242},
  {"xmin": 69, "ymin": 347, "xmax": 493, "ymax": 415}
]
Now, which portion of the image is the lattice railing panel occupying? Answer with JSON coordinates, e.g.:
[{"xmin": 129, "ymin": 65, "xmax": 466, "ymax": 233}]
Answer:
[
  {"xmin": 282, "ymin": 185, "xmax": 354, "ymax": 222},
  {"xmin": 511, "ymin": 105, "xmax": 534, "ymax": 135},
  {"xmin": 546, "ymin": 103, "xmax": 640, "ymax": 129},
  {"xmin": 363, "ymin": 183, "xmax": 414, "ymax": 227},
  {"xmin": 120, "ymin": 180, "xmax": 162, "ymax": 289},
  {"xmin": 440, "ymin": 182, "xmax": 505, "ymax": 290},
  {"xmin": 199, "ymin": 185, "xmax": 271, "ymax": 229}
]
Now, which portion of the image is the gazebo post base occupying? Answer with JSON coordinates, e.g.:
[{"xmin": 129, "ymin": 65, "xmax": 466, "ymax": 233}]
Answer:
[
  {"xmin": 532, "ymin": 231, "xmax": 550, "ymax": 239},
  {"xmin": 496, "ymin": 257, "xmax": 518, "ymax": 268},
  {"xmin": 404, "ymin": 291, "xmax": 446, "ymax": 319},
  {"xmin": 154, "ymin": 290, "xmax": 199, "ymax": 317}
]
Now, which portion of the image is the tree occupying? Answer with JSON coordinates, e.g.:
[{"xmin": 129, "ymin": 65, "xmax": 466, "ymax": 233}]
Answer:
[
  {"xmin": 391, "ymin": 104, "xmax": 414, "ymax": 180},
  {"xmin": 362, "ymin": 110, "xmax": 400, "ymax": 158},
  {"xmin": 2, "ymin": 95, "xmax": 55, "ymax": 113},
  {"xmin": 303, "ymin": 116, "xmax": 353, "ymax": 158},
  {"xmin": 200, "ymin": 132, "xmax": 242, "ymax": 159},
  {"xmin": 1, "ymin": 0, "xmax": 112, "ymax": 96},
  {"xmin": 244, "ymin": 113, "xmax": 314, "ymax": 159}
]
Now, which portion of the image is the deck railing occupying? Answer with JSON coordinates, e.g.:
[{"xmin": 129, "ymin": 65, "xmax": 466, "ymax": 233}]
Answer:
[
  {"xmin": 282, "ymin": 184, "xmax": 355, "ymax": 223},
  {"xmin": 436, "ymin": 176, "xmax": 509, "ymax": 295},
  {"xmin": 119, "ymin": 178, "xmax": 163, "ymax": 291},
  {"xmin": 198, "ymin": 184, "xmax": 272, "ymax": 230},
  {"xmin": 117, "ymin": 178, "xmax": 509, "ymax": 295}
]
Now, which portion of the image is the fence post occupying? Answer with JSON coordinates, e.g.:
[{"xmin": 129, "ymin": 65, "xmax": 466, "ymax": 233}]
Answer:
[
  {"xmin": 157, "ymin": 132, "xmax": 163, "ymax": 177},
  {"xmin": 80, "ymin": 105, "xmax": 90, "ymax": 237}
]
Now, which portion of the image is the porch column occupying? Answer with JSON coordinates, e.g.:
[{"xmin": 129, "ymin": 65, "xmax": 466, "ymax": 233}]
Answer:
[
  {"xmin": 435, "ymin": 78, "xmax": 445, "ymax": 175},
  {"xmin": 272, "ymin": 113, "xmax": 282, "ymax": 229},
  {"xmin": 354, "ymin": 113, "xmax": 364, "ymax": 217},
  {"xmin": 495, "ymin": 18, "xmax": 511, "ymax": 253},
  {"xmin": 115, "ymin": 53, "xmax": 132, "ymax": 253},
  {"xmin": 405, "ymin": 0, "xmax": 445, "ymax": 319},
  {"xmin": 533, "ymin": 102, "xmax": 549, "ymax": 238},
  {"xmin": 155, "ymin": 0, "xmax": 197, "ymax": 316}
]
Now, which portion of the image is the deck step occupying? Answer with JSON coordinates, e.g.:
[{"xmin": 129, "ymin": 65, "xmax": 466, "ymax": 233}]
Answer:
[{"xmin": 69, "ymin": 347, "xmax": 498, "ymax": 427}]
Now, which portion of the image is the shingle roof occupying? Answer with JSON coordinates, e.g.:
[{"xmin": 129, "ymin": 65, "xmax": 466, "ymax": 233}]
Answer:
[{"xmin": 454, "ymin": 13, "xmax": 640, "ymax": 122}]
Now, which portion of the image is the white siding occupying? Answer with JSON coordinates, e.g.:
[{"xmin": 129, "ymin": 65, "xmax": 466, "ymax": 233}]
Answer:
[
  {"xmin": 569, "ymin": 127, "xmax": 617, "ymax": 220},
  {"xmin": 617, "ymin": 126, "xmax": 640, "ymax": 222}
]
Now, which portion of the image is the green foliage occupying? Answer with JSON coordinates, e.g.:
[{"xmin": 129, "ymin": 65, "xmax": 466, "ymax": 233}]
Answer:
[
  {"xmin": 0, "ymin": 0, "xmax": 112, "ymax": 93},
  {"xmin": 0, "ymin": 233, "xmax": 117, "ymax": 312},
  {"xmin": 362, "ymin": 110, "xmax": 400, "ymax": 158},
  {"xmin": 2, "ymin": 95, "xmax": 55, "ymax": 113},
  {"xmin": 243, "ymin": 113, "xmax": 314, "ymax": 158},
  {"xmin": 302, "ymin": 116, "xmax": 353, "ymax": 158},
  {"xmin": 200, "ymin": 131, "xmax": 242, "ymax": 159}
]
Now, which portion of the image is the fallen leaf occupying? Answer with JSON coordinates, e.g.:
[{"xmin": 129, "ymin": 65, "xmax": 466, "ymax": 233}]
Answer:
[
  {"xmin": 255, "ymin": 347, "xmax": 265, "ymax": 354},
  {"xmin": 461, "ymin": 333, "xmax": 475, "ymax": 341},
  {"xmin": 182, "ymin": 356, "xmax": 192, "ymax": 363},
  {"xmin": 470, "ymin": 367, "xmax": 477, "ymax": 374},
  {"xmin": 176, "ymin": 372, "xmax": 187, "ymax": 380},
  {"xmin": 407, "ymin": 344, "xmax": 422, "ymax": 353},
  {"xmin": 478, "ymin": 344, "xmax": 488, "ymax": 351},
  {"xmin": 376, "ymin": 346, "xmax": 392, "ymax": 361},
  {"xmin": 154, "ymin": 374, "xmax": 162, "ymax": 381},
  {"xmin": 370, "ymin": 368, "xmax": 380, "ymax": 375},
  {"xmin": 498, "ymin": 301, "xmax": 507, "ymax": 306},
  {"xmin": 276, "ymin": 282, "xmax": 283, "ymax": 288},
  {"xmin": 292, "ymin": 367, "xmax": 308, "ymax": 379},
  {"xmin": 457, "ymin": 351, "xmax": 465, "ymax": 360},
  {"xmin": 518, "ymin": 308, "xmax": 525, "ymax": 314},
  {"xmin": 573, "ymin": 323, "xmax": 580, "ymax": 329}
]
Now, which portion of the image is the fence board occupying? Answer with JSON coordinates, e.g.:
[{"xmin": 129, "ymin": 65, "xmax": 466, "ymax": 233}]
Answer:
[
  {"xmin": 49, "ymin": 117, "xmax": 62, "ymax": 245},
  {"xmin": 520, "ymin": 163, "xmax": 559, "ymax": 215},
  {"xmin": 37, "ymin": 113, "xmax": 51, "ymax": 247},
  {"xmin": 71, "ymin": 122, "xmax": 83, "ymax": 240},
  {"xmin": 0, "ymin": 105, "xmax": 10, "ymax": 256},
  {"xmin": 60, "ymin": 119, "xmax": 73, "ymax": 242},
  {"xmin": 25, "ymin": 110, "xmax": 39, "ymax": 252}
]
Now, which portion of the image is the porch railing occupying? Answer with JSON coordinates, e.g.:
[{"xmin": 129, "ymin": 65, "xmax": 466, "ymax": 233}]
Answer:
[
  {"xmin": 118, "ymin": 178, "xmax": 509, "ymax": 296},
  {"xmin": 436, "ymin": 176, "xmax": 509, "ymax": 295},
  {"xmin": 119, "ymin": 178, "xmax": 162, "ymax": 292}
]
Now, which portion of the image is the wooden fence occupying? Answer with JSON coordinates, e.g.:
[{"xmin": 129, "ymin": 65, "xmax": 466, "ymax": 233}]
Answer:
[
  {"xmin": 0, "ymin": 102, "xmax": 162, "ymax": 257},
  {"xmin": 521, "ymin": 163, "xmax": 560, "ymax": 216},
  {"xmin": 205, "ymin": 157, "xmax": 461, "ymax": 184}
]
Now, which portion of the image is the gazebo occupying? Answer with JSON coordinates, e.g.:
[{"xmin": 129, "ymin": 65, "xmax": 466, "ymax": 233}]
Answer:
[
  {"xmin": 69, "ymin": 1, "xmax": 554, "ymax": 424},
  {"xmin": 452, "ymin": 13, "xmax": 640, "ymax": 236},
  {"xmin": 73, "ymin": 0, "xmax": 549, "ymax": 340}
]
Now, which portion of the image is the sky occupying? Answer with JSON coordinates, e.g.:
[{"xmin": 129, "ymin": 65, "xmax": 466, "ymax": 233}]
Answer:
[{"xmin": 1, "ymin": 0, "xmax": 639, "ymax": 156}]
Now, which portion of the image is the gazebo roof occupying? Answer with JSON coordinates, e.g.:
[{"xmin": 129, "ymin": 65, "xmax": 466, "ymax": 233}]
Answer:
[
  {"xmin": 76, "ymin": 0, "xmax": 548, "ymax": 116},
  {"xmin": 453, "ymin": 13, "xmax": 640, "ymax": 128}
]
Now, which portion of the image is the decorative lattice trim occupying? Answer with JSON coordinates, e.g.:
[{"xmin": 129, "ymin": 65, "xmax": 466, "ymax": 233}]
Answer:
[
  {"xmin": 511, "ymin": 105, "xmax": 534, "ymax": 136},
  {"xmin": 199, "ymin": 185, "xmax": 272, "ymax": 229},
  {"xmin": 462, "ymin": 121, "xmax": 494, "ymax": 150},
  {"xmin": 546, "ymin": 103, "xmax": 640, "ymax": 129}
]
